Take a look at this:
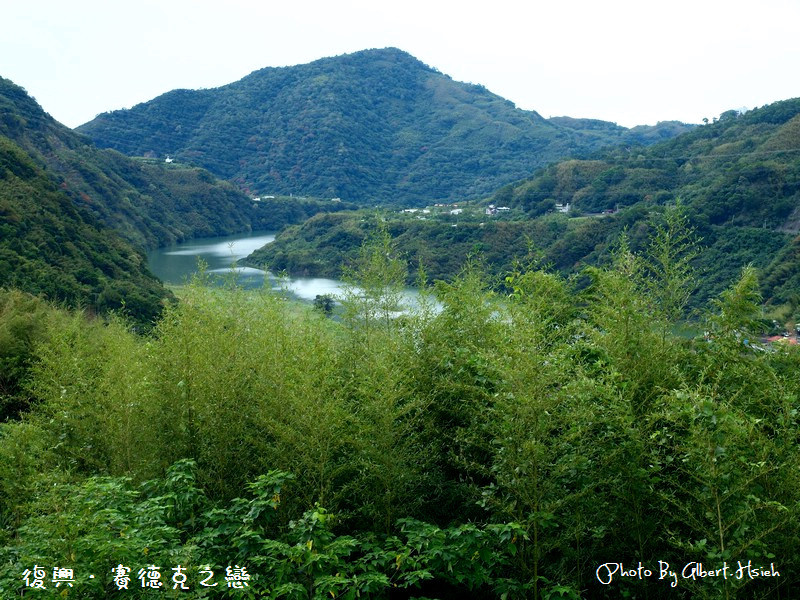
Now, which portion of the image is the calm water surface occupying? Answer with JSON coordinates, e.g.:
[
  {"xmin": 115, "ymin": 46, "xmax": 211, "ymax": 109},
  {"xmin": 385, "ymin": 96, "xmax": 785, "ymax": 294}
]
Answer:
[
  {"xmin": 146, "ymin": 231, "xmax": 347, "ymax": 302},
  {"xmin": 146, "ymin": 230, "xmax": 428, "ymax": 309}
]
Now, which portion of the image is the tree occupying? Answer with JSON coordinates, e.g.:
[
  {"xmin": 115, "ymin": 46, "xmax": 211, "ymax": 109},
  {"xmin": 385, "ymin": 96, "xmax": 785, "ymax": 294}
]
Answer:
[
  {"xmin": 313, "ymin": 293, "xmax": 335, "ymax": 316},
  {"xmin": 340, "ymin": 222, "xmax": 407, "ymax": 337},
  {"xmin": 641, "ymin": 203, "xmax": 700, "ymax": 339}
]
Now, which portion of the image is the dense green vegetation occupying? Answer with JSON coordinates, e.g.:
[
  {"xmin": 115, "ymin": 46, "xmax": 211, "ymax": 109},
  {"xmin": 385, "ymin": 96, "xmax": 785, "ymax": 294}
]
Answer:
[
  {"xmin": 245, "ymin": 210, "xmax": 565, "ymax": 285},
  {"xmin": 498, "ymin": 99, "xmax": 800, "ymax": 306},
  {"xmin": 1, "ymin": 76, "xmax": 354, "ymax": 251},
  {"xmin": 504, "ymin": 99, "xmax": 800, "ymax": 222},
  {"xmin": 0, "ymin": 132, "xmax": 169, "ymax": 322},
  {"xmin": 243, "ymin": 206, "xmax": 787, "ymax": 310},
  {"xmin": 78, "ymin": 48, "xmax": 692, "ymax": 205},
  {"xmin": 247, "ymin": 98, "xmax": 800, "ymax": 310},
  {"xmin": 2, "ymin": 221, "xmax": 799, "ymax": 598},
  {"xmin": 1, "ymin": 77, "xmax": 246, "ymax": 250},
  {"xmin": 1, "ymin": 76, "xmax": 356, "ymax": 323},
  {"xmin": 3, "ymin": 53, "xmax": 799, "ymax": 599}
]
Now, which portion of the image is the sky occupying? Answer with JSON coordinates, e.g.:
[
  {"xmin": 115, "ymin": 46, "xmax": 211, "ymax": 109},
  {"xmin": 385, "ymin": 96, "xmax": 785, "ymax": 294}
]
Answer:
[{"xmin": 2, "ymin": 0, "xmax": 799, "ymax": 129}]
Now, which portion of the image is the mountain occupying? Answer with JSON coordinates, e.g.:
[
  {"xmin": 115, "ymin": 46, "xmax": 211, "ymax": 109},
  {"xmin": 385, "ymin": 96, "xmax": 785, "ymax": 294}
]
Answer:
[
  {"xmin": 497, "ymin": 99, "xmax": 800, "ymax": 303},
  {"xmin": 77, "ymin": 48, "xmax": 693, "ymax": 205},
  {"xmin": 504, "ymin": 100, "xmax": 800, "ymax": 221},
  {"xmin": 1, "ymin": 76, "xmax": 268, "ymax": 250},
  {"xmin": 2, "ymin": 76, "xmax": 324, "ymax": 321},
  {"xmin": 1, "ymin": 78, "xmax": 168, "ymax": 321},
  {"xmin": 246, "ymin": 99, "xmax": 800, "ymax": 309}
]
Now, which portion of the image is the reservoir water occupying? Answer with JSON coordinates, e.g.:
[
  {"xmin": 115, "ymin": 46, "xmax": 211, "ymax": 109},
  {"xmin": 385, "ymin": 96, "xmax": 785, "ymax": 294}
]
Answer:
[
  {"xmin": 146, "ymin": 230, "xmax": 431, "ymax": 311},
  {"xmin": 146, "ymin": 230, "xmax": 347, "ymax": 302}
]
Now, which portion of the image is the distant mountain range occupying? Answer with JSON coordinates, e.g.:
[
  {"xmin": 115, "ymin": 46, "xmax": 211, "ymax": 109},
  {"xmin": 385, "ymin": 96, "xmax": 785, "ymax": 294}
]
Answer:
[
  {"xmin": 499, "ymin": 98, "xmax": 800, "ymax": 304},
  {"xmin": 77, "ymin": 48, "xmax": 693, "ymax": 205},
  {"xmin": 4, "ymin": 46, "xmax": 797, "ymax": 320},
  {"xmin": 248, "ymin": 99, "xmax": 800, "ymax": 308}
]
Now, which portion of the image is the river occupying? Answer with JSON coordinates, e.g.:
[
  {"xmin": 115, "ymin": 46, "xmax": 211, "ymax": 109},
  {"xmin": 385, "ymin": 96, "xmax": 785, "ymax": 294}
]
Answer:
[
  {"xmin": 146, "ymin": 230, "xmax": 347, "ymax": 302},
  {"xmin": 146, "ymin": 230, "xmax": 429, "ymax": 309}
]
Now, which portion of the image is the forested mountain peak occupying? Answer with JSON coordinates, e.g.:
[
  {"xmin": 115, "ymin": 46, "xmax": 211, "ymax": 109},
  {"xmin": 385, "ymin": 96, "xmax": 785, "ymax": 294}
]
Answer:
[
  {"xmin": 78, "ymin": 48, "xmax": 692, "ymax": 205},
  {"xmin": 242, "ymin": 47, "xmax": 437, "ymax": 81}
]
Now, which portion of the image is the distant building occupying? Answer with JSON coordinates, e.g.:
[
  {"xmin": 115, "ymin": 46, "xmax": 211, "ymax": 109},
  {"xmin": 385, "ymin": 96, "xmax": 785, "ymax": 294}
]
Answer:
[{"xmin": 487, "ymin": 205, "xmax": 511, "ymax": 215}]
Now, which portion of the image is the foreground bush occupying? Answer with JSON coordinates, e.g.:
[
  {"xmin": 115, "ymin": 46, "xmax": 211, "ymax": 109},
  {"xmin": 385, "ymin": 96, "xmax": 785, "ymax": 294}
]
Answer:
[{"xmin": 1, "ymin": 222, "xmax": 799, "ymax": 598}]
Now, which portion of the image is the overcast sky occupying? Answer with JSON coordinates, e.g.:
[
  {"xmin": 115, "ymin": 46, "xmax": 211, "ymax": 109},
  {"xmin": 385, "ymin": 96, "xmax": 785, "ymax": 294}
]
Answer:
[{"xmin": 2, "ymin": 0, "xmax": 798, "ymax": 129}]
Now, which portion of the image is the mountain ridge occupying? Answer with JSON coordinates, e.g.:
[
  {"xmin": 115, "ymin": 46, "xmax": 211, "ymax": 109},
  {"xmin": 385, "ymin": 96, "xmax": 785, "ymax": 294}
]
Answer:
[
  {"xmin": 246, "ymin": 97, "xmax": 800, "ymax": 309},
  {"xmin": 2, "ymin": 76, "xmax": 275, "ymax": 321},
  {"xmin": 1, "ymin": 77, "xmax": 168, "ymax": 321},
  {"xmin": 78, "ymin": 48, "xmax": 694, "ymax": 205}
]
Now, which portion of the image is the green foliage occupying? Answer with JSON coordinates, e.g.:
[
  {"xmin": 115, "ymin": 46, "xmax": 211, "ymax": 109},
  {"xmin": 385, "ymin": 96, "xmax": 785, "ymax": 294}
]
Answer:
[
  {"xmin": 312, "ymin": 294, "xmax": 335, "ymax": 316},
  {"xmin": 77, "ymin": 49, "xmax": 691, "ymax": 206},
  {"xmin": 492, "ymin": 98, "xmax": 800, "ymax": 305},
  {"xmin": 341, "ymin": 223, "xmax": 408, "ymax": 332},
  {"xmin": 0, "ymin": 290, "xmax": 60, "ymax": 420},
  {"xmin": 0, "ymin": 77, "xmax": 357, "ymax": 324},
  {"xmin": 0, "ymin": 132, "xmax": 169, "ymax": 323},
  {"xmin": 2, "ymin": 228, "xmax": 800, "ymax": 599},
  {"xmin": 640, "ymin": 204, "xmax": 699, "ymax": 326},
  {"xmin": 246, "ymin": 210, "xmax": 570, "ymax": 289},
  {"xmin": 1, "ymin": 462, "xmax": 532, "ymax": 599},
  {"xmin": 250, "ymin": 134, "xmax": 797, "ymax": 306},
  {"xmin": 708, "ymin": 265, "xmax": 763, "ymax": 340}
]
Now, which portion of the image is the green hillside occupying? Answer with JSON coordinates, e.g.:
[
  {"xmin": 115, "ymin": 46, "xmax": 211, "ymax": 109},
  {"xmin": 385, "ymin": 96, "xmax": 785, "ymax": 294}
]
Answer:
[
  {"xmin": 502, "ymin": 98, "xmax": 800, "ymax": 305},
  {"xmin": 78, "ymin": 48, "xmax": 692, "ymax": 205},
  {"xmin": 247, "ymin": 99, "xmax": 800, "ymax": 310},
  {"xmin": 505, "ymin": 100, "xmax": 800, "ymax": 222},
  {"xmin": 0, "ymin": 73, "xmax": 384, "ymax": 324},
  {"xmin": 2, "ymin": 251, "xmax": 799, "ymax": 598},
  {"xmin": 1, "ymin": 76, "xmax": 262, "ymax": 251},
  {"xmin": 0, "ymin": 128, "xmax": 168, "ymax": 322}
]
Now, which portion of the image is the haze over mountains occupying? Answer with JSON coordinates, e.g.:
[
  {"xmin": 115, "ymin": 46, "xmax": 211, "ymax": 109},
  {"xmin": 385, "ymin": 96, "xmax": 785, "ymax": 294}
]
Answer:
[{"xmin": 78, "ymin": 48, "xmax": 692, "ymax": 205}]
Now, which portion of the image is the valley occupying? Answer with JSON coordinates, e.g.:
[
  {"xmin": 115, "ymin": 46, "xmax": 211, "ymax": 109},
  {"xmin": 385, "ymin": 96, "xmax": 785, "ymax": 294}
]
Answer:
[{"xmin": 2, "ymin": 47, "xmax": 800, "ymax": 599}]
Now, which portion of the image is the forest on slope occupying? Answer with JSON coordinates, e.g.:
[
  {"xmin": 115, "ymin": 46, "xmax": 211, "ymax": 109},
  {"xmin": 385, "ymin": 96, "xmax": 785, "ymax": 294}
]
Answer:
[
  {"xmin": 1, "ymin": 223, "xmax": 798, "ymax": 599},
  {"xmin": 0, "ymin": 76, "xmax": 353, "ymax": 322},
  {"xmin": 3, "ymin": 52, "xmax": 800, "ymax": 598},
  {"xmin": 77, "ymin": 48, "xmax": 692, "ymax": 205},
  {"xmin": 0, "ymin": 78, "xmax": 170, "ymax": 322},
  {"xmin": 499, "ymin": 98, "xmax": 800, "ymax": 306},
  {"xmin": 247, "ymin": 98, "xmax": 800, "ymax": 311}
]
